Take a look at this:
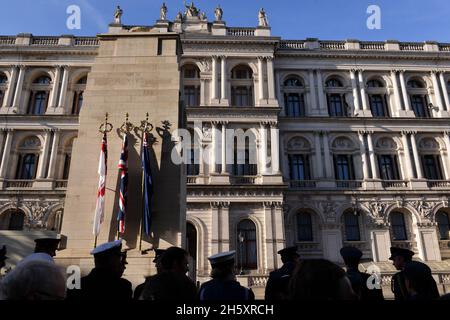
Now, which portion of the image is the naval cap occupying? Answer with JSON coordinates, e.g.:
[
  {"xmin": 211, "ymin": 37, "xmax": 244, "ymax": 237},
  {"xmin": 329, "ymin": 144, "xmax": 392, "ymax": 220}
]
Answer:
[
  {"xmin": 277, "ymin": 246, "xmax": 299, "ymax": 257},
  {"xmin": 208, "ymin": 250, "xmax": 236, "ymax": 266},
  {"xmin": 34, "ymin": 238, "xmax": 61, "ymax": 247},
  {"xmin": 389, "ymin": 247, "xmax": 414, "ymax": 260},
  {"xmin": 340, "ymin": 246, "xmax": 363, "ymax": 260},
  {"xmin": 90, "ymin": 239, "xmax": 122, "ymax": 256}
]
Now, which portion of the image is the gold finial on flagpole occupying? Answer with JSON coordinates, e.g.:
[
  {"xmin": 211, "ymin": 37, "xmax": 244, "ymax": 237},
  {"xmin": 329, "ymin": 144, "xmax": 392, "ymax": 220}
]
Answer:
[
  {"xmin": 119, "ymin": 112, "xmax": 135, "ymax": 134},
  {"xmin": 99, "ymin": 112, "xmax": 113, "ymax": 134}
]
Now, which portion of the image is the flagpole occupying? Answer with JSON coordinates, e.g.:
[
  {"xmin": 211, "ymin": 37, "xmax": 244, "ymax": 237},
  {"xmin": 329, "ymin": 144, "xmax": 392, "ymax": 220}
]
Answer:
[
  {"xmin": 94, "ymin": 113, "xmax": 113, "ymax": 249},
  {"xmin": 138, "ymin": 113, "xmax": 153, "ymax": 253}
]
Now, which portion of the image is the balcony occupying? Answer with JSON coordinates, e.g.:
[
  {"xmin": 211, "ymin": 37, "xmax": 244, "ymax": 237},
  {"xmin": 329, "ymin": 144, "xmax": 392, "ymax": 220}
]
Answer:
[
  {"xmin": 230, "ymin": 176, "xmax": 257, "ymax": 184},
  {"xmin": 427, "ymin": 180, "xmax": 450, "ymax": 188},
  {"xmin": 290, "ymin": 180, "xmax": 317, "ymax": 189},
  {"xmin": 336, "ymin": 180, "xmax": 363, "ymax": 189},
  {"xmin": 54, "ymin": 180, "xmax": 68, "ymax": 189},
  {"xmin": 343, "ymin": 241, "xmax": 369, "ymax": 251},
  {"xmin": 187, "ymin": 176, "xmax": 197, "ymax": 184},
  {"xmin": 381, "ymin": 180, "xmax": 409, "ymax": 189},
  {"xmin": 4, "ymin": 180, "xmax": 34, "ymax": 189}
]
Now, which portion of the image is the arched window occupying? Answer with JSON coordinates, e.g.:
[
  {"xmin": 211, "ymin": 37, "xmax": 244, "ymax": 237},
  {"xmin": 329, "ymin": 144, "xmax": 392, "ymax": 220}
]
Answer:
[
  {"xmin": 325, "ymin": 77, "xmax": 348, "ymax": 117},
  {"xmin": 343, "ymin": 210, "xmax": 361, "ymax": 241},
  {"xmin": 15, "ymin": 136, "xmax": 41, "ymax": 180},
  {"xmin": 0, "ymin": 209, "xmax": 25, "ymax": 230},
  {"xmin": 390, "ymin": 212, "xmax": 407, "ymax": 241},
  {"xmin": 366, "ymin": 79, "xmax": 389, "ymax": 117},
  {"xmin": 297, "ymin": 212, "xmax": 313, "ymax": 242},
  {"xmin": 407, "ymin": 78, "xmax": 430, "ymax": 118},
  {"xmin": 419, "ymin": 138, "xmax": 444, "ymax": 180},
  {"xmin": 186, "ymin": 222, "xmax": 197, "ymax": 280},
  {"xmin": 71, "ymin": 76, "xmax": 87, "ymax": 115},
  {"xmin": 332, "ymin": 137, "xmax": 357, "ymax": 181},
  {"xmin": 436, "ymin": 211, "xmax": 450, "ymax": 240},
  {"xmin": 233, "ymin": 136, "xmax": 257, "ymax": 176},
  {"xmin": 376, "ymin": 137, "xmax": 401, "ymax": 181},
  {"xmin": 27, "ymin": 74, "xmax": 52, "ymax": 115},
  {"xmin": 0, "ymin": 73, "xmax": 7, "ymax": 107},
  {"xmin": 237, "ymin": 219, "xmax": 257, "ymax": 270},
  {"xmin": 283, "ymin": 76, "xmax": 306, "ymax": 117},
  {"xmin": 231, "ymin": 65, "xmax": 254, "ymax": 107},
  {"xmin": 182, "ymin": 64, "xmax": 200, "ymax": 107}
]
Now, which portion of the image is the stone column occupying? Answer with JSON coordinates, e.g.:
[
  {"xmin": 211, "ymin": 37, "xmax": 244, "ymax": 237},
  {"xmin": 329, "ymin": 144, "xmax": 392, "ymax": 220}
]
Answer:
[
  {"xmin": 322, "ymin": 131, "xmax": 333, "ymax": 178},
  {"xmin": 211, "ymin": 202, "xmax": 220, "ymax": 255},
  {"xmin": 258, "ymin": 57, "xmax": 265, "ymax": 104},
  {"xmin": 358, "ymin": 70, "xmax": 370, "ymax": 112},
  {"xmin": 47, "ymin": 130, "xmax": 61, "ymax": 179},
  {"xmin": 219, "ymin": 202, "xmax": 230, "ymax": 252},
  {"xmin": 410, "ymin": 132, "xmax": 423, "ymax": 179},
  {"xmin": 317, "ymin": 70, "xmax": 327, "ymax": 115},
  {"xmin": 259, "ymin": 123, "xmax": 267, "ymax": 175},
  {"xmin": 399, "ymin": 70, "xmax": 412, "ymax": 111},
  {"xmin": 367, "ymin": 132, "xmax": 378, "ymax": 179},
  {"xmin": 270, "ymin": 123, "xmax": 280, "ymax": 174},
  {"xmin": 49, "ymin": 66, "xmax": 62, "ymax": 108},
  {"xmin": 12, "ymin": 65, "xmax": 26, "ymax": 109},
  {"xmin": 198, "ymin": 143, "xmax": 205, "ymax": 175},
  {"xmin": 0, "ymin": 129, "xmax": 13, "ymax": 178},
  {"xmin": 401, "ymin": 132, "xmax": 413, "ymax": 179},
  {"xmin": 443, "ymin": 131, "xmax": 450, "ymax": 180},
  {"xmin": 266, "ymin": 57, "xmax": 276, "ymax": 102},
  {"xmin": 4, "ymin": 66, "xmax": 18, "ymax": 108},
  {"xmin": 221, "ymin": 122, "xmax": 226, "ymax": 174},
  {"xmin": 314, "ymin": 131, "xmax": 323, "ymax": 178},
  {"xmin": 210, "ymin": 122, "xmax": 217, "ymax": 174},
  {"xmin": 57, "ymin": 66, "xmax": 69, "ymax": 109},
  {"xmin": 350, "ymin": 69, "xmax": 361, "ymax": 114},
  {"xmin": 220, "ymin": 56, "xmax": 228, "ymax": 105},
  {"xmin": 440, "ymin": 141, "xmax": 450, "ymax": 180},
  {"xmin": 211, "ymin": 56, "xmax": 218, "ymax": 102},
  {"xmin": 264, "ymin": 202, "xmax": 275, "ymax": 271},
  {"xmin": 369, "ymin": 224, "xmax": 392, "ymax": 262},
  {"xmin": 37, "ymin": 130, "xmax": 52, "ymax": 179},
  {"xmin": 276, "ymin": 71, "xmax": 283, "ymax": 114},
  {"xmin": 200, "ymin": 79, "xmax": 206, "ymax": 106},
  {"xmin": 431, "ymin": 71, "xmax": 445, "ymax": 113},
  {"xmin": 273, "ymin": 203, "xmax": 285, "ymax": 268},
  {"xmin": 439, "ymin": 72, "xmax": 450, "ymax": 111},
  {"xmin": 358, "ymin": 131, "xmax": 369, "ymax": 180},
  {"xmin": 391, "ymin": 70, "xmax": 403, "ymax": 116},
  {"xmin": 308, "ymin": 70, "xmax": 318, "ymax": 114}
]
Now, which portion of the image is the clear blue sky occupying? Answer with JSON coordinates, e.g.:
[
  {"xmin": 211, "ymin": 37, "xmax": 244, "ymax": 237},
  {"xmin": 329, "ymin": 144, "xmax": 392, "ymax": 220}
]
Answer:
[{"xmin": 1, "ymin": 0, "xmax": 450, "ymax": 42}]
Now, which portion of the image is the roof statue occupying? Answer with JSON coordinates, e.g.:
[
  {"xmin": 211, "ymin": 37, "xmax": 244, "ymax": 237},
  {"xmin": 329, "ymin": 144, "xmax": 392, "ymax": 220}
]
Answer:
[
  {"xmin": 113, "ymin": 5, "xmax": 123, "ymax": 24},
  {"xmin": 258, "ymin": 8, "xmax": 269, "ymax": 27}
]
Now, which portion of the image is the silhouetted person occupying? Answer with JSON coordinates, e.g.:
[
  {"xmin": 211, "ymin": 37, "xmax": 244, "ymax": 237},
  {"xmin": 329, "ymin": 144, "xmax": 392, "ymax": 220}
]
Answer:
[
  {"xmin": 140, "ymin": 247, "xmax": 197, "ymax": 300},
  {"xmin": 0, "ymin": 245, "xmax": 7, "ymax": 270},
  {"xmin": 265, "ymin": 246, "xmax": 299, "ymax": 300},
  {"xmin": 403, "ymin": 261, "xmax": 440, "ymax": 300},
  {"xmin": 389, "ymin": 247, "xmax": 414, "ymax": 301},
  {"xmin": 340, "ymin": 246, "xmax": 384, "ymax": 301},
  {"xmin": 66, "ymin": 240, "xmax": 132, "ymax": 300},
  {"xmin": 133, "ymin": 248, "xmax": 165, "ymax": 300},
  {"xmin": 0, "ymin": 260, "xmax": 66, "ymax": 300},
  {"xmin": 34, "ymin": 238, "xmax": 61, "ymax": 258},
  {"xmin": 199, "ymin": 251, "xmax": 255, "ymax": 301},
  {"xmin": 289, "ymin": 259, "xmax": 357, "ymax": 300}
]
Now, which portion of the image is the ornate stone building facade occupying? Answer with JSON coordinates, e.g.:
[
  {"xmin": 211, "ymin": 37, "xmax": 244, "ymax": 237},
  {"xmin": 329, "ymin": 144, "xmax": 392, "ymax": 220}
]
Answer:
[{"xmin": 0, "ymin": 4, "xmax": 449, "ymax": 294}]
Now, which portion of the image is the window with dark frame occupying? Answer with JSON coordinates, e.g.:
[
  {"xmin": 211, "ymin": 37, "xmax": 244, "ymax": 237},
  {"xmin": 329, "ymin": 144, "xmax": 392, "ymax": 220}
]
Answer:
[
  {"xmin": 334, "ymin": 154, "xmax": 354, "ymax": 180},
  {"xmin": 327, "ymin": 94, "xmax": 347, "ymax": 117},
  {"xmin": 343, "ymin": 211, "xmax": 361, "ymax": 241},
  {"xmin": 410, "ymin": 95, "xmax": 430, "ymax": 118},
  {"xmin": 297, "ymin": 213, "xmax": 313, "ymax": 242},
  {"xmin": 285, "ymin": 93, "xmax": 305, "ymax": 117},
  {"xmin": 378, "ymin": 154, "xmax": 400, "ymax": 180},
  {"xmin": 184, "ymin": 86, "xmax": 200, "ymax": 107},
  {"xmin": 390, "ymin": 212, "xmax": 408, "ymax": 241},
  {"xmin": 369, "ymin": 94, "xmax": 389, "ymax": 117},
  {"xmin": 237, "ymin": 219, "xmax": 257, "ymax": 270},
  {"xmin": 289, "ymin": 154, "xmax": 310, "ymax": 180},
  {"xmin": 16, "ymin": 153, "xmax": 39, "ymax": 180},
  {"xmin": 28, "ymin": 91, "xmax": 49, "ymax": 115},
  {"xmin": 436, "ymin": 211, "xmax": 450, "ymax": 240},
  {"xmin": 421, "ymin": 154, "xmax": 443, "ymax": 180}
]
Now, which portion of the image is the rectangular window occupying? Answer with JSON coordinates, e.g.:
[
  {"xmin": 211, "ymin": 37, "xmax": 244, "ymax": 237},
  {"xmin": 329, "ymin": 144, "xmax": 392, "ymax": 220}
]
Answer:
[
  {"xmin": 334, "ymin": 155, "xmax": 354, "ymax": 180},
  {"xmin": 297, "ymin": 214, "xmax": 313, "ymax": 242},
  {"xmin": 344, "ymin": 213, "xmax": 361, "ymax": 241},
  {"xmin": 391, "ymin": 213, "xmax": 407, "ymax": 241},
  {"xmin": 411, "ymin": 95, "xmax": 430, "ymax": 118},
  {"xmin": 285, "ymin": 93, "xmax": 305, "ymax": 117},
  {"xmin": 327, "ymin": 94, "xmax": 347, "ymax": 117},
  {"xmin": 232, "ymin": 86, "xmax": 253, "ymax": 107},
  {"xmin": 422, "ymin": 155, "xmax": 443, "ymax": 180},
  {"xmin": 369, "ymin": 94, "xmax": 388, "ymax": 117},
  {"xmin": 378, "ymin": 155, "xmax": 400, "ymax": 180},
  {"xmin": 62, "ymin": 154, "xmax": 71, "ymax": 180},
  {"xmin": 184, "ymin": 86, "xmax": 200, "ymax": 107},
  {"xmin": 186, "ymin": 149, "xmax": 199, "ymax": 176},
  {"xmin": 288, "ymin": 154, "xmax": 310, "ymax": 180}
]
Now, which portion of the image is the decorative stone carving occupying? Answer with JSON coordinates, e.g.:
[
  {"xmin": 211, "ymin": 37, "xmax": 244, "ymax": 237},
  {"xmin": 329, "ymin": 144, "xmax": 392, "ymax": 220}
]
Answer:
[
  {"xmin": 287, "ymin": 136, "xmax": 310, "ymax": 151},
  {"xmin": 185, "ymin": 2, "xmax": 199, "ymax": 17},
  {"xmin": 367, "ymin": 201, "xmax": 388, "ymax": 219},
  {"xmin": 199, "ymin": 12, "xmax": 207, "ymax": 21},
  {"xmin": 214, "ymin": 6, "xmax": 223, "ymax": 22},
  {"xmin": 376, "ymin": 137, "xmax": 397, "ymax": 151},
  {"xmin": 412, "ymin": 199, "xmax": 435, "ymax": 220},
  {"xmin": 160, "ymin": 3, "xmax": 168, "ymax": 21},
  {"xmin": 22, "ymin": 201, "xmax": 51, "ymax": 229},
  {"xmin": 199, "ymin": 59, "xmax": 211, "ymax": 72},
  {"xmin": 258, "ymin": 8, "xmax": 269, "ymax": 27},
  {"xmin": 202, "ymin": 123, "xmax": 212, "ymax": 139},
  {"xmin": 419, "ymin": 137, "xmax": 439, "ymax": 151},
  {"xmin": 175, "ymin": 11, "xmax": 183, "ymax": 21},
  {"xmin": 21, "ymin": 136, "xmax": 41, "ymax": 148},
  {"xmin": 113, "ymin": 6, "xmax": 123, "ymax": 25},
  {"xmin": 321, "ymin": 202, "xmax": 337, "ymax": 221}
]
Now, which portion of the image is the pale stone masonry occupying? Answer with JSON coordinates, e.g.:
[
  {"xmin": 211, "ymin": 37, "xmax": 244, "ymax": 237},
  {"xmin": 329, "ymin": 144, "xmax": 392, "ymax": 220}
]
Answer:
[{"xmin": 0, "ymin": 5, "xmax": 449, "ymax": 296}]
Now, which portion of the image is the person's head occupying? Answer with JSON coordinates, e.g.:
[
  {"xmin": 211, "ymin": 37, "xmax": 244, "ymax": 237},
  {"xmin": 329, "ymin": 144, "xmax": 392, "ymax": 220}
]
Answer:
[
  {"xmin": 91, "ymin": 240, "xmax": 124, "ymax": 278},
  {"xmin": 403, "ymin": 261, "xmax": 439, "ymax": 299},
  {"xmin": 289, "ymin": 259, "xmax": 357, "ymax": 301},
  {"xmin": 208, "ymin": 251, "xmax": 236, "ymax": 279},
  {"xmin": 34, "ymin": 238, "xmax": 60, "ymax": 257},
  {"xmin": 160, "ymin": 247, "xmax": 189, "ymax": 275},
  {"xmin": 0, "ymin": 260, "xmax": 66, "ymax": 300},
  {"xmin": 340, "ymin": 246, "xmax": 363, "ymax": 269},
  {"xmin": 153, "ymin": 249, "xmax": 166, "ymax": 274},
  {"xmin": 278, "ymin": 246, "xmax": 300, "ymax": 264},
  {"xmin": 389, "ymin": 247, "xmax": 414, "ymax": 270},
  {"xmin": 0, "ymin": 245, "xmax": 7, "ymax": 269}
]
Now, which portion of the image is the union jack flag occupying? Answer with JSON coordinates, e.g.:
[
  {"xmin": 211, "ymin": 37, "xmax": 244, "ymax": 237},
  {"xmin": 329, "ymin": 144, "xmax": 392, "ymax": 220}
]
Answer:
[{"xmin": 117, "ymin": 134, "xmax": 128, "ymax": 235}]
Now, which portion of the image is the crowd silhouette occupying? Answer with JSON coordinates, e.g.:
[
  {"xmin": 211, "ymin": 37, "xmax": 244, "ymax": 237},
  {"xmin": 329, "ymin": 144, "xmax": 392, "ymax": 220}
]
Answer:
[{"xmin": 0, "ymin": 238, "xmax": 449, "ymax": 301}]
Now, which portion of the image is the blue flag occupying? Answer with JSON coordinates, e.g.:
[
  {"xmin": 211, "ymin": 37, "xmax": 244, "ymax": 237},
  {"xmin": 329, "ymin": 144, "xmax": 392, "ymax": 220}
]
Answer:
[{"xmin": 141, "ymin": 132, "xmax": 154, "ymax": 236}]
